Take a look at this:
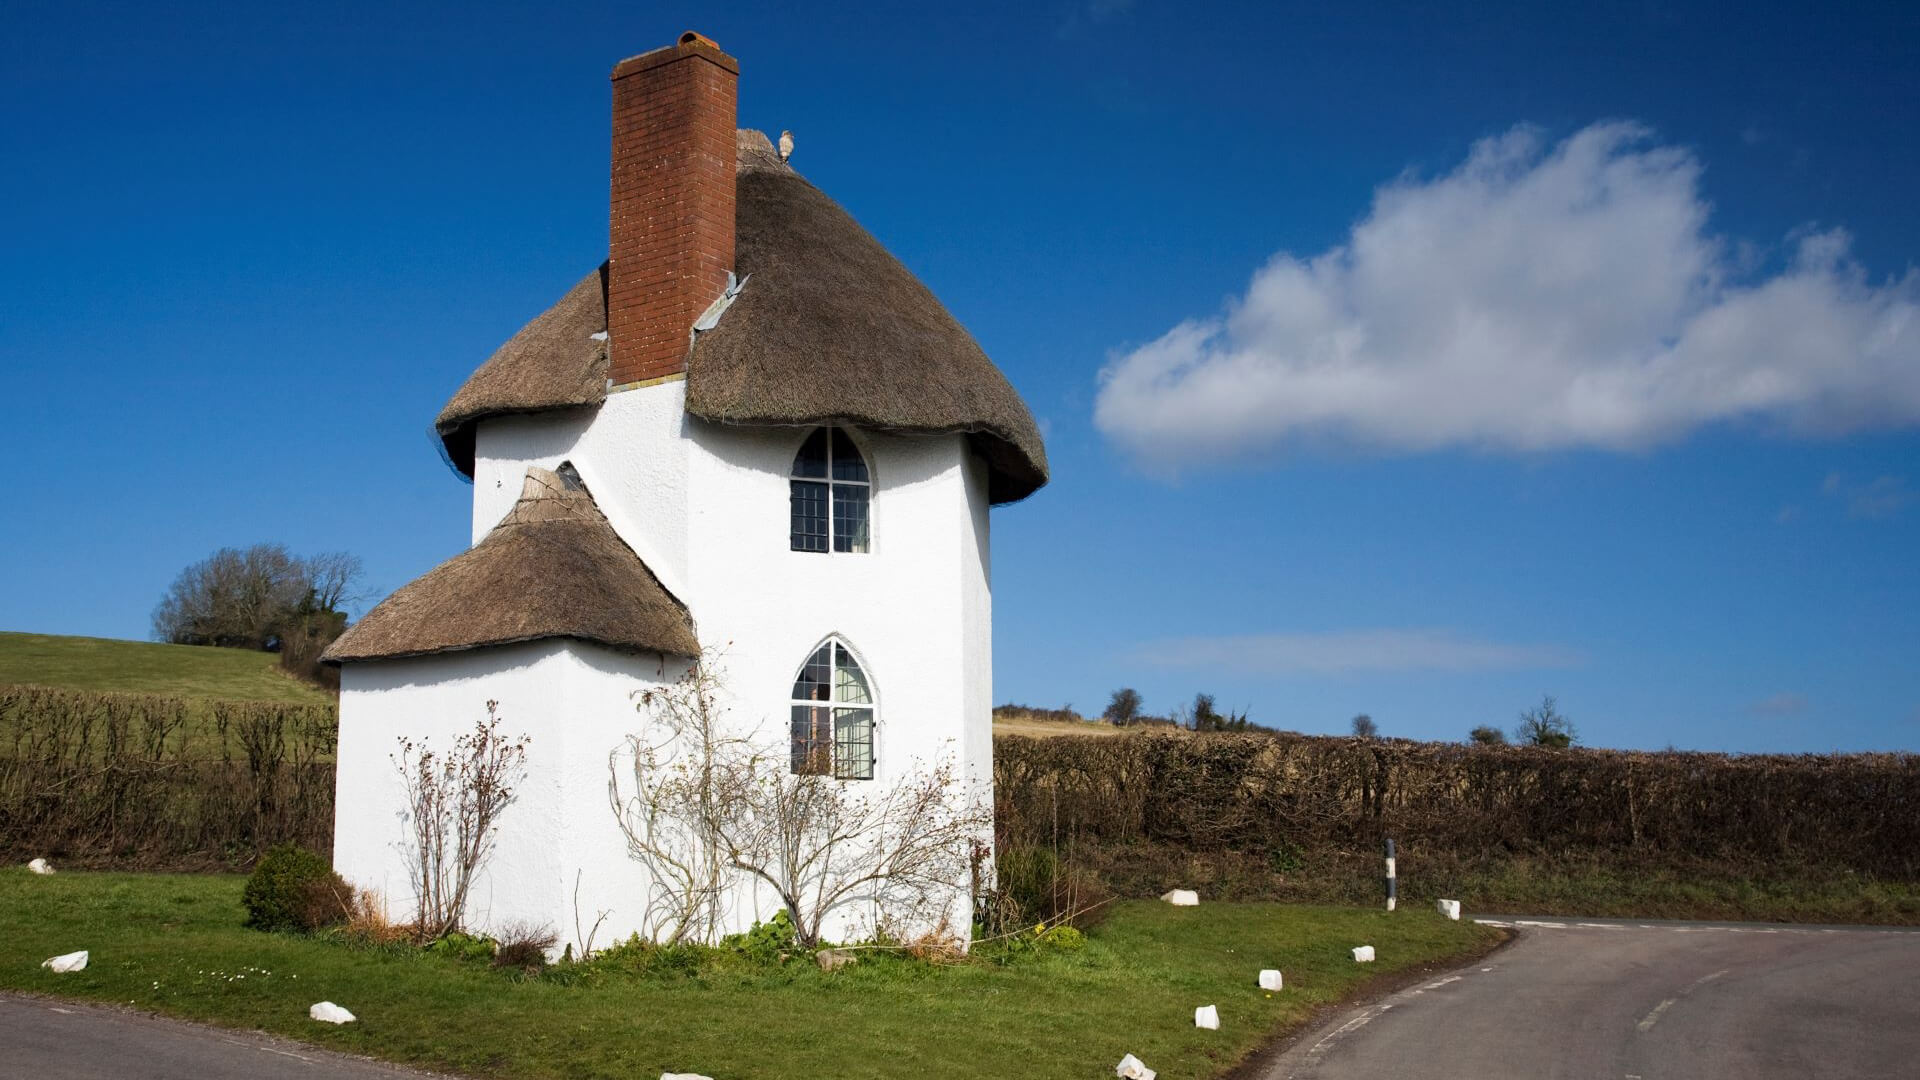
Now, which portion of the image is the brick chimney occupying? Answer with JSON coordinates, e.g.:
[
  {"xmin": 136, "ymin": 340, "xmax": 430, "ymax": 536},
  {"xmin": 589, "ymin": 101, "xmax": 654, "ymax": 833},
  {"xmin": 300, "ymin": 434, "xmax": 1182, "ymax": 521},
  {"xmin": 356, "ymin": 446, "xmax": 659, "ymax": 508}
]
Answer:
[{"xmin": 607, "ymin": 32, "xmax": 739, "ymax": 389}]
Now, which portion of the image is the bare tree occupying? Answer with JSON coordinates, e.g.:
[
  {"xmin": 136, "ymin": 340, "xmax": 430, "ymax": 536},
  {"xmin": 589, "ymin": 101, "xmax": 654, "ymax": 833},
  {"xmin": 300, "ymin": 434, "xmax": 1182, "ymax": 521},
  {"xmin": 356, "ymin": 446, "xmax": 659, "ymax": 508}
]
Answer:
[
  {"xmin": 1103, "ymin": 688, "xmax": 1143, "ymax": 726},
  {"xmin": 611, "ymin": 657, "xmax": 989, "ymax": 949},
  {"xmin": 151, "ymin": 544, "xmax": 362, "ymax": 652},
  {"xmin": 393, "ymin": 701, "xmax": 531, "ymax": 938},
  {"xmin": 304, "ymin": 551, "xmax": 365, "ymax": 613},
  {"xmin": 1351, "ymin": 714, "xmax": 1378, "ymax": 738},
  {"xmin": 1514, "ymin": 695, "xmax": 1576, "ymax": 748}
]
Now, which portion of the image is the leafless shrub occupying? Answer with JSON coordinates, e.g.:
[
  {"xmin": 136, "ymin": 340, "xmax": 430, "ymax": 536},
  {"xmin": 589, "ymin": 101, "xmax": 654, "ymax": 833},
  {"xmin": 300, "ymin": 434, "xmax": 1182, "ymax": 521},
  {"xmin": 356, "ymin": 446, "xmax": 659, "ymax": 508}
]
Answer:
[
  {"xmin": 392, "ymin": 701, "xmax": 530, "ymax": 938},
  {"xmin": 492, "ymin": 919, "xmax": 558, "ymax": 972},
  {"xmin": 611, "ymin": 657, "xmax": 990, "ymax": 948}
]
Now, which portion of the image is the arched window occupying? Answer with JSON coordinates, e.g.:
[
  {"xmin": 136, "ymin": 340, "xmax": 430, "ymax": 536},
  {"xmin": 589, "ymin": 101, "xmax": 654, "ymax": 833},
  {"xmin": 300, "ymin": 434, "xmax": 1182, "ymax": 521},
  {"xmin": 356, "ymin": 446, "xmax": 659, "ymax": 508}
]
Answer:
[
  {"xmin": 789, "ymin": 638, "xmax": 875, "ymax": 779},
  {"xmin": 789, "ymin": 428, "xmax": 870, "ymax": 554}
]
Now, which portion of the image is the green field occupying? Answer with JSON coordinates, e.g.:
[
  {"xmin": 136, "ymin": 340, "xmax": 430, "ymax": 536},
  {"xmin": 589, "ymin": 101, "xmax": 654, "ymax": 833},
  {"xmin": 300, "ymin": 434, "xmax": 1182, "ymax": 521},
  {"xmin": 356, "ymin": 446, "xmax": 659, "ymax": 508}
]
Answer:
[
  {"xmin": 0, "ymin": 632, "xmax": 331, "ymax": 704},
  {"xmin": 0, "ymin": 870, "xmax": 1500, "ymax": 1080}
]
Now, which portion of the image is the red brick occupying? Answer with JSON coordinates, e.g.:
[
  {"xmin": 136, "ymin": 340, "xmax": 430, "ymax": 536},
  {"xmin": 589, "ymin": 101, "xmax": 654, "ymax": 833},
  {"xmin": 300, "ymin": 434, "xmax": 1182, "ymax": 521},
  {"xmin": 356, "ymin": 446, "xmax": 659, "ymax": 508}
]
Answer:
[{"xmin": 606, "ymin": 36, "xmax": 737, "ymax": 387}]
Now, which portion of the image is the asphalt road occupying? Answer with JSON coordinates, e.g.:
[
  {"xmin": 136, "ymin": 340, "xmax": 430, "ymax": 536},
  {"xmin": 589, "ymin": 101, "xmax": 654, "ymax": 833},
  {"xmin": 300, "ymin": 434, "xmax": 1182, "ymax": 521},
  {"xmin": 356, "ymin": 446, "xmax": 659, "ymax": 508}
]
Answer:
[
  {"xmin": 1262, "ymin": 916, "xmax": 1920, "ymax": 1080},
  {"xmin": 0, "ymin": 994, "xmax": 444, "ymax": 1079}
]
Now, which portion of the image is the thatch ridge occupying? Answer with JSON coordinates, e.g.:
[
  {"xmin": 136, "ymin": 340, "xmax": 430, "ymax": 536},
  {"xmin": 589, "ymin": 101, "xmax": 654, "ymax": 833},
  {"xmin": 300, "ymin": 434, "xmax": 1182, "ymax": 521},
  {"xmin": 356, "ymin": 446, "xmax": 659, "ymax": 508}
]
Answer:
[
  {"xmin": 322, "ymin": 467, "xmax": 698, "ymax": 664},
  {"xmin": 433, "ymin": 131, "xmax": 1048, "ymax": 503}
]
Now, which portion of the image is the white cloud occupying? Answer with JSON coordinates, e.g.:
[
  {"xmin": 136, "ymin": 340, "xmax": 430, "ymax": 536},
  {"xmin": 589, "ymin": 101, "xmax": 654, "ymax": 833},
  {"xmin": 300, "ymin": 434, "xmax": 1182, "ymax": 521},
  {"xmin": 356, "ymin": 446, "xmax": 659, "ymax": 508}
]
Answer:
[
  {"xmin": 1136, "ymin": 628, "xmax": 1581, "ymax": 675},
  {"xmin": 1822, "ymin": 473, "xmax": 1913, "ymax": 519},
  {"xmin": 1095, "ymin": 122, "xmax": 1920, "ymax": 465}
]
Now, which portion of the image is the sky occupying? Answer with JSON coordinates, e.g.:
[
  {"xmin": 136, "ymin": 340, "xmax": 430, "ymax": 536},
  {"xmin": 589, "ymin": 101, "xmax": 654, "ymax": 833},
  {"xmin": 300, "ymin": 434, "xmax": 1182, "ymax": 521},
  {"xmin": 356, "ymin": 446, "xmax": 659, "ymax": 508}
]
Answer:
[{"xmin": 2, "ymin": 0, "xmax": 1916, "ymax": 753}]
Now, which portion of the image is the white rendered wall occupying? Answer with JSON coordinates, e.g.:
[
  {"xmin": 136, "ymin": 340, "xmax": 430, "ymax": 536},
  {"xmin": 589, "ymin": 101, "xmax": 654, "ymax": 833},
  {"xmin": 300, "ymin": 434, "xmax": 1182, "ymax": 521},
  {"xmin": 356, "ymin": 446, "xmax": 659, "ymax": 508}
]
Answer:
[
  {"xmin": 334, "ymin": 639, "xmax": 686, "ymax": 948},
  {"xmin": 353, "ymin": 377, "xmax": 996, "ymax": 944}
]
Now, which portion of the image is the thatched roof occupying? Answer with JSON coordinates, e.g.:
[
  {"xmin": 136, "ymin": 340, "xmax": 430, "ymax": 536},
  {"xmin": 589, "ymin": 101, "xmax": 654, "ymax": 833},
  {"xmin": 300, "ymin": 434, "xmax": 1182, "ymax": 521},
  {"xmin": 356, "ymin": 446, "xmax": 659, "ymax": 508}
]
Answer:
[
  {"xmin": 434, "ymin": 266, "xmax": 610, "ymax": 477},
  {"xmin": 435, "ymin": 131, "xmax": 1048, "ymax": 504},
  {"xmin": 323, "ymin": 467, "xmax": 697, "ymax": 665}
]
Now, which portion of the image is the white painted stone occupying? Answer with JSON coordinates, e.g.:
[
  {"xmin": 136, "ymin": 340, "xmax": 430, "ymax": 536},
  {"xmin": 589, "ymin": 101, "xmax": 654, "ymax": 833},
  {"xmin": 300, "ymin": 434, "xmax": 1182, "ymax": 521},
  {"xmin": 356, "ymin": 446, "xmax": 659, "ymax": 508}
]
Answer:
[
  {"xmin": 1115, "ymin": 1052, "xmax": 1157, "ymax": 1080},
  {"xmin": 1194, "ymin": 1004, "xmax": 1219, "ymax": 1029},
  {"xmin": 660, "ymin": 1074, "xmax": 714, "ymax": 1080},
  {"xmin": 41, "ymin": 950, "xmax": 87, "ymax": 973},
  {"xmin": 1351, "ymin": 945, "xmax": 1375, "ymax": 963},
  {"xmin": 309, "ymin": 1001, "xmax": 356, "ymax": 1024},
  {"xmin": 1258, "ymin": 969, "xmax": 1283, "ymax": 991},
  {"xmin": 1160, "ymin": 889, "xmax": 1200, "ymax": 907},
  {"xmin": 27, "ymin": 858, "xmax": 52, "ymax": 875},
  {"xmin": 1437, "ymin": 898, "xmax": 1462, "ymax": 920},
  {"xmin": 336, "ymin": 380, "xmax": 998, "ymax": 947}
]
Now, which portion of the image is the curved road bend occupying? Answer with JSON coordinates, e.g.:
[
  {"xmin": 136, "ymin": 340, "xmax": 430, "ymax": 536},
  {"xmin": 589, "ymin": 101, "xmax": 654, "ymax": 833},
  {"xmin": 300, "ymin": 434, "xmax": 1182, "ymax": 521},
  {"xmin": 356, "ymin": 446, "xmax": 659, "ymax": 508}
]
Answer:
[
  {"xmin": 1262, "ymin": 916, "xmax": 1920, "ymax": 1080},
  {"xmin": 0, "ymin": 993, "xmax": 447, "ymax": 1080}
]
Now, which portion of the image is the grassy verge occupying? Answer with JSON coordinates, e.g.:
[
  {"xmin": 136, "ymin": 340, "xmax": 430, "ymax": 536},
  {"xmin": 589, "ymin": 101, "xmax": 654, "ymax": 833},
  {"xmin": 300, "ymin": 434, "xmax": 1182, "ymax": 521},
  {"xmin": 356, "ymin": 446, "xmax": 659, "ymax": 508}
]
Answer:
[
  {"xmin": 0, "ymin": 870, "xmax": 1498, "ymax": 1079},
  {"xmin": 0, "ymin": 632, "xmax": 331, "ymax": 704}
]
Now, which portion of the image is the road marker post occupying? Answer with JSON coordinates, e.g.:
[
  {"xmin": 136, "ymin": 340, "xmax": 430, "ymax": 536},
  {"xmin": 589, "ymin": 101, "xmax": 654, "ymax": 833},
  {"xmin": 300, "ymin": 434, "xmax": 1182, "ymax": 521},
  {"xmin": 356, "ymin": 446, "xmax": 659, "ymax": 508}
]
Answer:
[{"xmin": 1385, "ymin": 838, "xmax": 1397, "ymax": 911}]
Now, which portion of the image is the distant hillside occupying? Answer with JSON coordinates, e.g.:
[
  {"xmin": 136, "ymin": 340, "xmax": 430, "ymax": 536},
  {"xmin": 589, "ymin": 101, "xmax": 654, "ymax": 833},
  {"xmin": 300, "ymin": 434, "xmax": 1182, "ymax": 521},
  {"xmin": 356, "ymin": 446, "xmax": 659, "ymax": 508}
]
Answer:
[{"xmin": 0, "ymin": 631, "xmax": 333, "ymax": 704}]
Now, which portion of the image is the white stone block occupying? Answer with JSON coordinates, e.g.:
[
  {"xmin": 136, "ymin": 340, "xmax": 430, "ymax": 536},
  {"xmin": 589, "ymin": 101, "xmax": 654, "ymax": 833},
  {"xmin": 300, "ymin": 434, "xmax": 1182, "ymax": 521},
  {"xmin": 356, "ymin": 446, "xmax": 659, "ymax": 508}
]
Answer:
[
  {"xmin": 1258, "ymin": 969, "xmax": 1283, "ymax": 991},
  {"xmin": 1351, "ymin": 945, "xmax": 1375, "ymax": 963},
  {"xmin": 27, "ymin": 858, "xmax": 53, "ymax": 875},
  {"xmin": 661, "ymin": 1074, "xmax": 715, "ymax": 1080},
  {"xmin": 1116, "ymin": 1052, "xmax": 1157, "ymax": 1080},
  {"xmin": 1160, "ymin": 889, "xmax": 1199, "ymax": 907},
  {"xmin": 309, "ymin": 1001, "xmax": 356, "ymax": 1024},
  {"xmin": 1436, "ymin": 899, "xmax": 1461, "ymax": 920},
  {"xmin": 41, "ymin": 950, "xmax": 87, "ymax": 973},
  {"xmin": 1194, "ymin": 1004, "xmax": 1219, "ymax": 1029}
]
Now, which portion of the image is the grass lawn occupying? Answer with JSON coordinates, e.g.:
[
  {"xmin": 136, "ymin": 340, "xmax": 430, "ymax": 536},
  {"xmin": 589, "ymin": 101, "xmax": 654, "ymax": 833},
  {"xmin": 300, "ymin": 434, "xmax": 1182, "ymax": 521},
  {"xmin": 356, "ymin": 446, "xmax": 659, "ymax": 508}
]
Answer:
[
  {"xmin": 0, "ymin": 632, "xmax": 332, "ymax": 705},
  {"xmin": 0, "ymin": 869, "xmax": 1500, "ymax": 1079}
]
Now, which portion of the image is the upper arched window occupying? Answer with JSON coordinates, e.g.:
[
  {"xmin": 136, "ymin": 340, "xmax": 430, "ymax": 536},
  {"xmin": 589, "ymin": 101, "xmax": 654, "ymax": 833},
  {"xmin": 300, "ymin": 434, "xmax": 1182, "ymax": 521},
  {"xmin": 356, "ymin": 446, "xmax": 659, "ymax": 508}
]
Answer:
[
  {"xmin": 789, "ymin": 637, "xmax": 875, "ymax": 779},
  {"xmin": 789, "ymin": 428, "xmax": 870, "ymax": 554}
]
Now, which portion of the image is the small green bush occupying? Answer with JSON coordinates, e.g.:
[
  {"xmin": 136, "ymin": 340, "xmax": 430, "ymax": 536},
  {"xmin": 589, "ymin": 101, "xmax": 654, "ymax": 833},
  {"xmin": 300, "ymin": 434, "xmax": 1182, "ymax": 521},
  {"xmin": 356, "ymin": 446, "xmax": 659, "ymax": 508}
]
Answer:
[
  {"xmin": 425, "ymin": 932, "xmax": 496, "ymax": 963},
  {"xmin": 723, "ymin": 910, "xmax": 797, "ymax": 963},
  {"xmin": 587, "ymin": 934, "xmax": 713, "ymax": 979},
  {"xmin": 242, "ymin": 843, "xmax": 351, "ymax": 932}
]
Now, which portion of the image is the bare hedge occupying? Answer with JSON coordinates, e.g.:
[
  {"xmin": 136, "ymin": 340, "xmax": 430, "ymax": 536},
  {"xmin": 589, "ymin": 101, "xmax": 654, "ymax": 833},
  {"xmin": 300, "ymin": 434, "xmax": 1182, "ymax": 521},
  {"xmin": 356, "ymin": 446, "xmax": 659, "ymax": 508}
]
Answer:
[
  {"xmin": 995, "ymin": 732, "xmax": 1920, "ymax": 878},
  {"xmin": 8, "ymin": 684, "xmax": 1914, "ymax": 885},
  {"xmin": 0, "ymin": 684, "xmax": 335, "ymax": 868}
]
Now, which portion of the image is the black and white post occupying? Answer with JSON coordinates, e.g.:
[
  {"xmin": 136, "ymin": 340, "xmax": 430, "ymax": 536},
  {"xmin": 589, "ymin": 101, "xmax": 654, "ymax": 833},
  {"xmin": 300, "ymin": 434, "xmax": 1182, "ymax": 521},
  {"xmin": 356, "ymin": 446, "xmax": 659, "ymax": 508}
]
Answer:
[{"xmin": 1384, "ymin": 838, "xmax": 1397, "ymax": 912}]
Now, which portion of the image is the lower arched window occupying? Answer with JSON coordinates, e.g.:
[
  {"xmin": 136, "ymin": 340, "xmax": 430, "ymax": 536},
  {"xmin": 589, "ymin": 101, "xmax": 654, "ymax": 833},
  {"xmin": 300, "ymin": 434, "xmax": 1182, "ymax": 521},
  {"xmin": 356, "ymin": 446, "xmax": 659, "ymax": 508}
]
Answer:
[{"xmin": 790, "ymin": 638, "xmax": 875, "ymax": 779}]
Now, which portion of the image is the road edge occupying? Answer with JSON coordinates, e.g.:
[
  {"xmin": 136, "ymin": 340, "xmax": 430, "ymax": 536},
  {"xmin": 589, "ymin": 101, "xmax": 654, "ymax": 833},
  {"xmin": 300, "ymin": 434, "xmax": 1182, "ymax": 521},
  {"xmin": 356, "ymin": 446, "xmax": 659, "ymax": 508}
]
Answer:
[{"xmin": 1218, "ymin": 924, "xmax": 1518, "ymax": 1080}]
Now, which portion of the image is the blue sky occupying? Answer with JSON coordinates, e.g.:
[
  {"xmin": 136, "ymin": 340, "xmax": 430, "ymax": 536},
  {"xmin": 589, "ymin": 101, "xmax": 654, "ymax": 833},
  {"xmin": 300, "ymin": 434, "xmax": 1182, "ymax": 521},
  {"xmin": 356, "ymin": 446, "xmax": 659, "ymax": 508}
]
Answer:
[{"xmin": 3, "ymin": 1, "xmax": 1915, "ymax": 752}]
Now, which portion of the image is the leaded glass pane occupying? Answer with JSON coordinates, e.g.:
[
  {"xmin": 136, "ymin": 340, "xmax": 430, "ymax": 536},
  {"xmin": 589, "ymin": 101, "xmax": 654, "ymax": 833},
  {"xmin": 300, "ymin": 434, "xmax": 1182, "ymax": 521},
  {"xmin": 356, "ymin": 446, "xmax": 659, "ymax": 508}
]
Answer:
[
  {"xmin": 790, "ymin": 480, "xmax": 828, "ymax": 552},
  {"xmin": 792, "ymin": 643, "xmax": 832, "ymax": 702},
  {"xmin": 834, "ymin": 707, "xmax": 874, "ymax": 780},
  {"xmin": 791, "ymin": 704, "xmax": 832, "ymax": 776},
  {"xmin": 830, "ymin": 428, "xmax": 869, "ymax": 483},
  {"xmin": 832, "ymin": 483, "xmax": 870, "ymax": 553},
  {"xmin": 792, "ymin": 428, "xmax": 828, "ymax": 478},
  {"xmin": 833, "ymin": 644, "xmax": 871, "ymax": 704}
]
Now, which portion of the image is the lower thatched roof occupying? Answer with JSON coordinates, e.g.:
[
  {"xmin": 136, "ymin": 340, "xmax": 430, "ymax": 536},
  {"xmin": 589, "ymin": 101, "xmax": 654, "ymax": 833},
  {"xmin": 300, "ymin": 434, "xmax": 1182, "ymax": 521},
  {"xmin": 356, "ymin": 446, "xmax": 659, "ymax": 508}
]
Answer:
[
  {"xmin": 322, "ymin": 467, "xmax": 697, "ymax": 665},
  {"xmin": 433, "ymin": 130, "xmax": 1048, "ymax": 504}
]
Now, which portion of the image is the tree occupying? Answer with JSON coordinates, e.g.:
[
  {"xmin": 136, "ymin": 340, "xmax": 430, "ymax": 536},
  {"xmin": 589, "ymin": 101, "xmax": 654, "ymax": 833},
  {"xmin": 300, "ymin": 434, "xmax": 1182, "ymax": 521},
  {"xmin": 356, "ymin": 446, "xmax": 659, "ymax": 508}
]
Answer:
[
  {"xmin": 152, "ymin": 545, "xmax": 362, "ymax": 656},
  {"xmin": 1103, "ymin": 687, "xmax": 1143, "ymax": 727},
  {"xmin": 1514, "ymin": 695, "xmax": 1577, "ymax": 748},
  {"xmin": 1468, "ymin": 725, "xmax": 1507, "ymax": 745},
  {"xmin": 1351, "ymin": 714, "xmax": 1378, "ymax": 738}
]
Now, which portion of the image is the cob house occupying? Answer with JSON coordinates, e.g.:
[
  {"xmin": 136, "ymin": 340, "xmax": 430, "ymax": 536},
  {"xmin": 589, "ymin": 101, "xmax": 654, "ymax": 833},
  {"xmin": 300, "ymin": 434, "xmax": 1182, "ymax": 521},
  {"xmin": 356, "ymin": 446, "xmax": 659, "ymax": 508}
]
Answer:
[{"xmin": 321, "ymin": 32, "xmax": 1047, "ymax": 947}]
